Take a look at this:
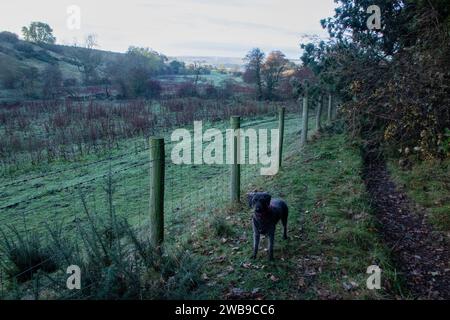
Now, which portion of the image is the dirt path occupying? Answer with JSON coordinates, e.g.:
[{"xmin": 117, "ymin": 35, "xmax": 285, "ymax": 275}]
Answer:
[{"xmin": 362, "ymin": 152, "xmax": 450, "ymax": 299}]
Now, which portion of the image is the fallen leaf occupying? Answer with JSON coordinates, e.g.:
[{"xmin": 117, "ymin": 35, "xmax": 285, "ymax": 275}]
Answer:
[
  {"xmin": 266, "ymin": 273, "xmax": 279, "ymax": 282},
  {"xmin": 298, "ymin": 277, "xmax": 305, "ymax": 288}
]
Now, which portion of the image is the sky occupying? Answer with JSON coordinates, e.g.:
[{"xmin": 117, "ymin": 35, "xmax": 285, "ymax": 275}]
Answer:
[{"xmin": 0, "ymin": 0, "xmax": 337, "ymax": 58}]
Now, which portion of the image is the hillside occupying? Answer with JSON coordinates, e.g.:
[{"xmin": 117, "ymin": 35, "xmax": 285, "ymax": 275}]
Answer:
[
  {"xmin": 0, "ymin": 35, "xmax": 249, "ymax": 103},
  {"xmin": 0, "ymin": 34, "xmax": 123, "ymax": 102}
]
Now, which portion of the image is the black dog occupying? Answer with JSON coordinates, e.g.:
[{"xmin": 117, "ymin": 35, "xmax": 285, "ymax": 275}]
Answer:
[{"xmin": 247, "ymin": 192, "xmax": 288, "ymax": 260}]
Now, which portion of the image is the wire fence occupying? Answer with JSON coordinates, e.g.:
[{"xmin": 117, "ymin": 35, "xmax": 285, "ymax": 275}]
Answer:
[{"xmin": 0, "ymin": 95, "xmax": 336, "ymax": 300}]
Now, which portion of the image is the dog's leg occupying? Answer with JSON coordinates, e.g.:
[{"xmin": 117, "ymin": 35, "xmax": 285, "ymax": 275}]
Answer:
[
  {"xmin": 282, "ymin": 219, "xmax": 288, "ymax": 240},
  {"xmin": 268, "ymin": 230, "xmax": 275, "ymax": 261},
  {"xmin": 281, "ymin": 212, "xmax": 288, "ymax": 240},
  {"xmin": 252, "ymin": 223, "xmax": 260, "ymax": 259}
]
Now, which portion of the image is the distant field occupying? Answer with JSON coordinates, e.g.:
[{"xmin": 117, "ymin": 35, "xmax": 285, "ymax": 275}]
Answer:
[
  {"xmin": 0, "ymin": 106, "xmax": 302, "ymax": 238},
  {"xmin": 0, "ymin": 97, "xmax": 404, "ymax": 300},
  {"xmin": 157, "ymin": 71, "xmax": 243, "ymax": 85}
]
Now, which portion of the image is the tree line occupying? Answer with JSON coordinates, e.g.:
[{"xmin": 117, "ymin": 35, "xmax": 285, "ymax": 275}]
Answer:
[
  {"xmin": 297, "ymin": 0, "xmax": 450, "ymax": 161},
  {"xmin": 0, "ymin": 23, "xmax": 215, "ymax": 100}
]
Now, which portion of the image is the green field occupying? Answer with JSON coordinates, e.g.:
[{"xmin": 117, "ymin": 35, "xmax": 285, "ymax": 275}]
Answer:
[
  {"xmin": 0, "ymin": 108, "xmax": 405, "ymax": 299},
  {"xmin": 157, "ymin": 71, "xmax": 242, "ymax": 86},
  {"xmin": 0, "ymin": 113, "xmax": 301, "ymax": 236}
]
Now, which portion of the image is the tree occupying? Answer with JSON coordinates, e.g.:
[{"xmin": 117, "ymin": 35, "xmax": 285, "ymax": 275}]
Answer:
[
  {"xmin": 127, "ymin": 46, "xmax": 168, "ymax": 74},
  {"xmin": 42, "ymin": 64, "xmax": 63, "ymax": 99},
  {"xmin": 262, "ymin": 51, "xmax": 289, "ymax": 100},
  {"xmin": 190, "ymin": 61, "xmax": 202, "ymax": 87},
  {"xmin": 313, "ymin": 0, "xmax": 450, "ymax": 160},
  {"xmin": 244, "ymin": 48, "xmax": 265, "ymax": 100},
  {"xmin": 169, "ymin": 60, "xmax": 186, "ymax": 75},
  {"xmin": 21, "ymin": 66, "xmax": 39, "ymax": 98},
  {"xmin": 300, "ymin": 42, "xmax": 327, "ymax": 75},
  {"xmin": 0, "ymin": 31, "xmax": 19, "ymax": 43},
  {"xmin": 22, "ymin": 22, "xmax": 56, "ymax": 44},
  {"xmin": 145, "ymin": 79, "xmax": 162, "ymax": 99},
  {"xmin": 72, "ymin": 34, "xmax": 102, "ymax": 85},
  {"xmin": 322, "ymin": 0, "xmax": 427, "ymax": 58},
  {"xmin": 0, "ymin": 57, "xmax": 21, "ymax": 89},
  {"xmin": 106, "ymin": 47, "xmax": 168, "ymax": 98}
]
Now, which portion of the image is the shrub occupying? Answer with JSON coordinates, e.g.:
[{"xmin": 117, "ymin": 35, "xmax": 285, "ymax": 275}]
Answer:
[
  {"xmin": 176, "ymin": 82, "xmax": 198, "ymax": 98},
  {"xmin": 1, "ymin": 66, "xmax": 21, "ymax": 89},
  {"xmin": 42, "ymin": 64, "xmax": 63, "ymax": 99},
  {"xmin": 32, "ymin": 49, "xmax": 57, "ymax": 64},
  {"xmin": 145, "ymin": 79, "xmax": 162, "ymax": 99},
  {"xmin": 70, "ymin": 236, "xmax": 203, "ymax": 299},
  {"xmin": 0, "ymin": 226, "xmax": 58, "ymax": 282},
  {"xmin": 0, "ymin": 31, "xmax": 19, "ymax": 43},
  {"xmin": 218, "ymin": 79, "xmax": 237, "ymax": 99},
  {"xmin": 203, "ymin": 83, "xmax": 218, "ymax": 99},
  {"xmin": 210, "ymin": 215, "xmax": 234, "ymax": 238},
  {"xmin": 56, "ymin": 184, "xmax": 204, "ymax": 300},
  {"xmin": 14, "ymin": 42, "xmax": 35, "ymax": 56},
  {"xmin": 63, "ymin": 78, "xmax": 78, "ymax": 87}
]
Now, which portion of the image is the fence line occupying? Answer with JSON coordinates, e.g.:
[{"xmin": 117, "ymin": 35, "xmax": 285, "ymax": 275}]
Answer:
[{"xmin": 0, "ymin": 94, "xmax": 337, "ymax": 299}]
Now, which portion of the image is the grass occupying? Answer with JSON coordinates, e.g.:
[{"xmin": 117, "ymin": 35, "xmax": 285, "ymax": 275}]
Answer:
[
  {"xmin": 0, "ymin": 110, "xmax": 405, "ymax": 299},
  {"xmin": 183, "ymin": 131, "xmax": 405, "ymax": 299},
  {"xmin": 0, "ymin": 225, "xmax": 58, "ymax": 282},
  {"xmin": 157, "ymin": 71, "xmax": 242, "ymax": 86},
  {"xmin": 388, "ymin": 159, "xmax": 450, "ymax": 232},
  {"xmin": 0, "ymin": 113, "xmax": 297, "ymax": 235},
  {"xmin": 0, "ymin": 204, "xmax": 206, "ymax": 300}
]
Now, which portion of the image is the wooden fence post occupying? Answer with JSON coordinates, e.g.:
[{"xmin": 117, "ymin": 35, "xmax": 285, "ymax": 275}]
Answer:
[
  {"xmin": 278, "ymin": 107, "xmax": 285, "ymax": 169},
  {"xmin": 230, "ymin": 116, "xmax": 241, "ymax": 203},
  {"xmin": 316, "ymin": 95, "xmax": 323, "ymax": 132},
  {"xmin": 301, "ymin": 92, "xmax": 309, "ymax": 147},
  {"xmin": 149, "ymin": 137, "xmax": 165, "ymax": 247}
]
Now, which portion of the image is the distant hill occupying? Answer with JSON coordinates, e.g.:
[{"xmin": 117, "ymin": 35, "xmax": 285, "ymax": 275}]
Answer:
[
  {"xmin": 0, "ymin": 34, "xmax": 123, "ymax": 102},
  {"xmin": 1, "ymin": 39, "xmax": 122, "ymax": 78}
]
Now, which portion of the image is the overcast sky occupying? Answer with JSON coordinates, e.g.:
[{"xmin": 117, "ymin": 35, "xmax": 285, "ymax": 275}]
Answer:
[{"xmin": 0, "ymin": 0, "xmax": 337, "ymax": 58}]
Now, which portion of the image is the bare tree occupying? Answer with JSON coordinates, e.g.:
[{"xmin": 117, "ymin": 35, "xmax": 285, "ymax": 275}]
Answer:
[
  {"xmin": 42, "ymin": 64, "xmax": 63, "ymax": 99},
  {"xmin": 244, "ymin": 48, "xmax": 265, "ymax": 100},
  {"xmin": 189, "ymin": 61, "xmax": 203, "ymax": 87},
  {"xmin": 72, "ymin": 34, "xmax": 102, "ymax": 85}
]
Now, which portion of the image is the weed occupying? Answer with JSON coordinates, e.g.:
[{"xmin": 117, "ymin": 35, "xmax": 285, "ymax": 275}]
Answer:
[{"xmin": 0, "ymin": 226, "xmax": 57, "ymax": 282}]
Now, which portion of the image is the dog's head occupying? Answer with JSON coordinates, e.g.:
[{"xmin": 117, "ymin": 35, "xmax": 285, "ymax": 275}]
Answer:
[{"xmin": 247, "ymin": 192, "xmax": 272, "ymax": 214}]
